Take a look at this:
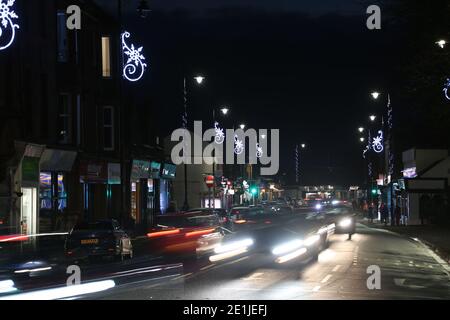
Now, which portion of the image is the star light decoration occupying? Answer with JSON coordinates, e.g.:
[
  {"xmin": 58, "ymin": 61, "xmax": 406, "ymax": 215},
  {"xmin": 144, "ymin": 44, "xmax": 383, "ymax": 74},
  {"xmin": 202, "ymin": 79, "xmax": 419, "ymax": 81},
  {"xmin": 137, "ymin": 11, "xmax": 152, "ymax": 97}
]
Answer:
[
  {"xmin": 0, "ymin": 0, "xmax": 19, "ymax": 51},
  {"xmin": 121, "ymin": 31, "xmax": 147, "ymax": 82},
  {"xmin": 444, "ymin": 78, "xmax": 450, "ymax": 101}
]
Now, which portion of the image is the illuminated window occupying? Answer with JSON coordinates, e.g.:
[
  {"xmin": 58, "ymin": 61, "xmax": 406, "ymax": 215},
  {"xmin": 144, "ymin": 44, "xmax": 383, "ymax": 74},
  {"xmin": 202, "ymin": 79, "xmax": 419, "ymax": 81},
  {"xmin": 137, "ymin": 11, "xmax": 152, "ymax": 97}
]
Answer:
[
  {"xmin": 101, "ymin": 36, "xmax": 111, "ymax": 77},
  {"xmin": 103, "ymin": 106, "xmax": 114, "ymax": 150}
]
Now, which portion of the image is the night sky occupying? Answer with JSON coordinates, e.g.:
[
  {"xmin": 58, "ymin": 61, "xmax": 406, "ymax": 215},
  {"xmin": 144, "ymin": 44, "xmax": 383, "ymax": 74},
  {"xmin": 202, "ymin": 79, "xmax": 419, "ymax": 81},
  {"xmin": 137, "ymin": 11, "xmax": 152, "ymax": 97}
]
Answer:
[{"xmin": 94, "ymin": 0, "xmax": 406, "ymax": 186}]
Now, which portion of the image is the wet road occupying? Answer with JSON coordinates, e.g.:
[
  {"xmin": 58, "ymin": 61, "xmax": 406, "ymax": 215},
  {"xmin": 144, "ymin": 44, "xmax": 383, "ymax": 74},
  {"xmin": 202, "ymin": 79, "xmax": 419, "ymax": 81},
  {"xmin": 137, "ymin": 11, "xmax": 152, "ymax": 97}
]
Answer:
[
  {"xmin": 2, "ymin": 208, "xmax": 449, "ymax": 300},
  {"xmin": 85, "ymin": 223, "xmax": 450, "ymax": 300}
]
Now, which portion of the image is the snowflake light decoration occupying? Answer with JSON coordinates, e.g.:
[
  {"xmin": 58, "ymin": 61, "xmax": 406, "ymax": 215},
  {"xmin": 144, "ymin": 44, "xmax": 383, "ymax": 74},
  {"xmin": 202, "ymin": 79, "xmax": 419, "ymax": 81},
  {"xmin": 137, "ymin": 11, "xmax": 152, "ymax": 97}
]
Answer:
[
  {"xmin": 0, "ymin": 0, "xmax": 19, "ymax": 51},
  {"xmin": 444, "ymin": 78, "xmax": 450, "ymax": 101},
  {"xmin": 372, "ymin": 130, "xmax": 384, "ymax": 153},
  {"xmin": 256, "ymin": 143, "xmax": 263, "ymax": 158},
  {"xmin": 214, "ymin": 122, "xmax": 225, "ymax": 144},
  {"xmin": 121, "ymin": 31, "xmax": 147, "ymax": 82},
  {"xmin": 234, "ymin": 135, "xmax": 244, "ymax": 155}
]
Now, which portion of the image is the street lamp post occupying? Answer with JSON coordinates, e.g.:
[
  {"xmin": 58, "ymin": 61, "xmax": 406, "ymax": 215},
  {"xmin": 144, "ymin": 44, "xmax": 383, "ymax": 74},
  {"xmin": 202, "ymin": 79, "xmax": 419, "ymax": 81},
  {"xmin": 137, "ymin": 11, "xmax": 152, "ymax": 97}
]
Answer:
[
  {"xmin": 181, "ymin": 75, "xmax": 205, "ymax": 211},
  {"xmin": 211, "ymin": 107, "xmax": 230, "ymax": 209}
]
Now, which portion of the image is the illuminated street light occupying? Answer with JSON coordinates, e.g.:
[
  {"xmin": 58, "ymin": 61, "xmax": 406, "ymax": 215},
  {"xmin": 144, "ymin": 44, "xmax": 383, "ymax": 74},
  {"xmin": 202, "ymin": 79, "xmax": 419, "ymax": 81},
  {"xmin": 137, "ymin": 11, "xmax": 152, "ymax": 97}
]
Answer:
[
  {"xmin": 301, "ymin": 143, "xmax": 306, "ymax": 149},
  {"xmin": 358, "ymin": 127, "xmax": 364, "ymax": 133},
  {"xmin": 359, "ymin": 137, "xmax": 365, "ymax": 142},
  {"xmin": 436, "ymin": 40, "xmax": 446, "ymax": 49},
  {"xmin": 369, "ymin": 115, "xmax": 376, "ymax": 122},
  {"xmin": 220, "ymin": 107, "xmax": 229, "ymax": 115},
  {"xmin": 371, "ymin": 91, "xmax": 380, "ymax": 99},
  {"xmin": 194, "ymin": 76, "xmax": 205, "ymax": 85}
]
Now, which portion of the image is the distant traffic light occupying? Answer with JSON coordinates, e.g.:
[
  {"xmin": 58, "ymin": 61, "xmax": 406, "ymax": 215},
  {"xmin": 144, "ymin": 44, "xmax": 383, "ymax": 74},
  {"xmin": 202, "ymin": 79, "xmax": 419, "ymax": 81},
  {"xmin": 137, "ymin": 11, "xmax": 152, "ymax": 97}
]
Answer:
[
  {"xmin": 250, "ymin": 187, "xmax": 258, "ymax": 195},
  {"xmin": 371, "ymin": 188, "xmax": 377, "ymax": 195}
]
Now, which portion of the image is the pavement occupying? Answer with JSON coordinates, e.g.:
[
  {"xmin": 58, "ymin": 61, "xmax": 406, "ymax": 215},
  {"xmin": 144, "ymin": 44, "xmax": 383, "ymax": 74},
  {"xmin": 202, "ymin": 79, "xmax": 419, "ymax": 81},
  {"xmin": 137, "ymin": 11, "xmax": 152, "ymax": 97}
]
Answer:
[{"xmin": 360, "ymin": 220, "xmax": 450, "ymax": 264}]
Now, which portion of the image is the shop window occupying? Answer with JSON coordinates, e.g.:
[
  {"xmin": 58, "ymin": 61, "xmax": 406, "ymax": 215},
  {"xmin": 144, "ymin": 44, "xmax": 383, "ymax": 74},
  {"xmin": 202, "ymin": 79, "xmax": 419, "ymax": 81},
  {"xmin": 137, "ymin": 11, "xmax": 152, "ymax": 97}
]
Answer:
[
  {"xmin": 39, "ymin": 172, "xmax": 52, "ymax": 210},
  {"xmin": 58, "ymin": 94, "xmax": 72, "ymax": 144},
  {"xmin": 57, "ymin": 174, "xmax": 67, "ymax": 211},
  {"xmin": 103, "ymin": 106, "xmax": 114, "ymax": 150}
]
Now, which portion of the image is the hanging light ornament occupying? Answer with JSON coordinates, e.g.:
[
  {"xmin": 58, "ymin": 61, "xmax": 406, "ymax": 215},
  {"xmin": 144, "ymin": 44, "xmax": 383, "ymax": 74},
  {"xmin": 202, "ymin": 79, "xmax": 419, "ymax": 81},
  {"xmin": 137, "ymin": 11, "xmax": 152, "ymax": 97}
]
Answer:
[
  {"xmin": 444, "ymin": 78, "xmax": 450, "ymax": 101},
  {"xmin": 256, "ymin": 143, "xmax": 263, "ymax": 158},
  {"xmin": 122, "ymin": 31, "xmax": 147, "ymax": 82},
  {"xmin": 0, "ymin": 0, "xmax": 19, "ymax": 51},
  {"xmin": 214, "ymin": 122, "xmax": 225, "ymax": 144},
  {"xmin": 372, "ymin": 130, "xmax": 384, "ymax": 153},
  {"xmin": 234, "ymin": 135, "xmax": 244, "ymax": 155}
]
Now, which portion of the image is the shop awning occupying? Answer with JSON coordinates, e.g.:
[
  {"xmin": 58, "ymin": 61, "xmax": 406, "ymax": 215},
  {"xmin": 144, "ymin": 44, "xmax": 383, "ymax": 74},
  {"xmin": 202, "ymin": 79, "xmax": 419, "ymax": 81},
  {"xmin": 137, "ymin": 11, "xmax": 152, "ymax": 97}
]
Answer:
[{"xmin": 40, "ymin": 149, "xmax": 77, "ymax": 172}]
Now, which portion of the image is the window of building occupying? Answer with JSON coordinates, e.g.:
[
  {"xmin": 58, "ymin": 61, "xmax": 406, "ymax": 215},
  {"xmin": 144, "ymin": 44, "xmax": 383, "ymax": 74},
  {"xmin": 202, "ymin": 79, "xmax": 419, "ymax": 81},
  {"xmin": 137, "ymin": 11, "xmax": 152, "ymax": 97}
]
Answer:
[
  {"xmin": 57, "ymin": 11, "xmax": 68, "ymax": 62},
  {"xmin": 103, "ymin": 106, "xmax": 114, "ymax": 150},
  {"xmin": 101, "ymin": 36, "xmax": 112, "ymax": 78},
  {"xmin": 39, "ymin": 172, "xmax": 52, "ymax": 210},
  {"xmin": 58, "ymin": 94, "xmax": 72, "ymax": 144}
]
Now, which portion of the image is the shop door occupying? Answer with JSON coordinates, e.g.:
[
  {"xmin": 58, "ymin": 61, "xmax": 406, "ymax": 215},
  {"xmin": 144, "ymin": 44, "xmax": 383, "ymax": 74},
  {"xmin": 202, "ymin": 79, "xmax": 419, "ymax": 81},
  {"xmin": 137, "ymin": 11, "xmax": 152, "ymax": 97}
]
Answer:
[{"xmin": 20, "ymin": 187, "xmax": 37, "ymax": 235}]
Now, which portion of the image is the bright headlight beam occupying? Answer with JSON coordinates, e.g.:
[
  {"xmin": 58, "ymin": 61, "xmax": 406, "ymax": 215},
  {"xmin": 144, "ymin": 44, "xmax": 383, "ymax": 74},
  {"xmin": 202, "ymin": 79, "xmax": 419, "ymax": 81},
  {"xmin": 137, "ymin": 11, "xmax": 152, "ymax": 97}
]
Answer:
[
  {"xmin": 272, "ymin": 239, "xmax": 304, "ymax": 256},
  {"xmin": 339, "ymin": 218, "xmax": 352, "ymax": 228},
  {"xmin": 304, "ymin": 235, "xmax": 320, "ymax": 247},
  {"xmin": 275, "ymin": 247, "xmax": 307, "ymax": 264},
  {"xmin": 0, "ymin": 280, "xmax": 116, "ymax": 300},
  {"xmin": 315, "ymin": 204, "xmax": 322, "ymax": 210},
  {"xmin": 214, "ymin": 238, "xmax": 253, "ymax": 254}
]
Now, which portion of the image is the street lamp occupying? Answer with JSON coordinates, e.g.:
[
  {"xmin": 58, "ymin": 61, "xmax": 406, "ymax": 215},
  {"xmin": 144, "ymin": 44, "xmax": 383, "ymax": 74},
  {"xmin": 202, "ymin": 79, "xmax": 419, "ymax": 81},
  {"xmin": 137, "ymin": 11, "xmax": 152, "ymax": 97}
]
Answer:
[
  {"xmin": 369, "ymin": 115, "xmax": 376, "ymax": 122},
  {"xmin": 301, "ymin": 143, "xmax": 306, "ymax": 149},
  {"xmin": 220, "ymin": 107, "xmax": 229, "ymax": 115},
  {"xmin": 194, "ymin": 76, "xmax": 205, "ymax": 85},
  {"xmin": 436, "ymin": 39, "xmax": 447, "ymax": 49},
  {"xmin": 371, "ymin": 91, "xmax": 380, "ymax": 100},
  {"xmin": 358, "ymin": 127, "xmax": 364, "ymax": 133}
]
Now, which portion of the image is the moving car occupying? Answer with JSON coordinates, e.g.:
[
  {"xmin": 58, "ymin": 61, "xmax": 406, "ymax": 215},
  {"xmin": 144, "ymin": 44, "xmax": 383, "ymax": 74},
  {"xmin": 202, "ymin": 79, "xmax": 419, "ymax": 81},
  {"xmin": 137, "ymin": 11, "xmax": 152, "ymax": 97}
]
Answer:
[
  {"xmin": 185, "ymin": 208, "xmax": 232, "ymax": 230},
  {"xmin": 148, "ymin": 211, "xmax": 224, "ymax": 259},
  {"xmin": 65, "ymin": 219, "xmax": 133, "ymax": 261}
]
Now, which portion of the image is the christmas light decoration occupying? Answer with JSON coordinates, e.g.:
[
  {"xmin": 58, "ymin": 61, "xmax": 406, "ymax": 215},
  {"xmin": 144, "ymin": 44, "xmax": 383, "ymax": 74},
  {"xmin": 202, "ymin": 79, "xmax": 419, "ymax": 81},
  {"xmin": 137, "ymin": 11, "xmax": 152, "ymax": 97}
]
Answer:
[
  {"xmin": 0, "ymin": 0, "xmax": 19, "ymax": 51},
  {"xmin": 256, "ymin": 143, "xmax": 263, "ymax": 158},
  {"xmin": 214, "ymin": 121, "xmax": 225, "ymax": 144},
  {"xmin": 372, "ymin": 130, "xmax": 384, "ymax": 153},
  {"xmin": 444, "ymin": 78, "xmax": 450, "ymax": 101},
  {"xmin": 234, "ymin": 135, "xmax": 243, "ymax": 155},
  {"xmin": 121, "ymin": 31, "xmax": 147, "ymax": 82}
]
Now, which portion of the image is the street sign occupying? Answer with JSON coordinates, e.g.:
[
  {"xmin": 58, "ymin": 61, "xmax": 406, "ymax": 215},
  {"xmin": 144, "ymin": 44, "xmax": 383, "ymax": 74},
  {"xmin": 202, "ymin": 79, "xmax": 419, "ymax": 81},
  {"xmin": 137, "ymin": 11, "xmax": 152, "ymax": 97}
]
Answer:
[{"xmin": 205, "ymin": 175, "xmax": 214, "ymax": 188}]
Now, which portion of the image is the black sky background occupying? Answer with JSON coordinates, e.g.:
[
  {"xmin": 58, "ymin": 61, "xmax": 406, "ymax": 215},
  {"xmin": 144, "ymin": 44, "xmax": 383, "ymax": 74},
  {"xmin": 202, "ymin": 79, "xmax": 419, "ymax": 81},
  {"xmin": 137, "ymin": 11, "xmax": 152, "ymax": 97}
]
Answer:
[{"xmin": 94, "ymin": 0, "xmax": 407, "ymax": 186}]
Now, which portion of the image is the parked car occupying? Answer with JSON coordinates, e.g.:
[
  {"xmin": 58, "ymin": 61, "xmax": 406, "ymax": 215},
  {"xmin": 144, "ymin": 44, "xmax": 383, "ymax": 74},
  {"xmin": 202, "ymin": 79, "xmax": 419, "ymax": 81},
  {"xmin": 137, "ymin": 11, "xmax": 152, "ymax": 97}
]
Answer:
[{"xmin": 65, "ymin": 219, "xmax": 133, "ymax": 262}]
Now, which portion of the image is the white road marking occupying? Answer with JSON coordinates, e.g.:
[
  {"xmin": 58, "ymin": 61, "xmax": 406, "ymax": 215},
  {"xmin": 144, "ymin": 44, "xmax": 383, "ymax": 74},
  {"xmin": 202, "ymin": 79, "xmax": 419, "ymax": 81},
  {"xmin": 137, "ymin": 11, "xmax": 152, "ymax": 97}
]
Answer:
[
  {"xmin": 321, "ymin": 274, "xmax": 332, "ymax": 283},
  {"xmin": 332, "ymin": 265, "xmax": 341, "ymax": 272},
  {"xmin": 200, "ymin": 265, "xmax": 214, "ymax": 271},
  {"xmin": 170, "ymin": 272, "xmax": 193, "ymax": 281}
]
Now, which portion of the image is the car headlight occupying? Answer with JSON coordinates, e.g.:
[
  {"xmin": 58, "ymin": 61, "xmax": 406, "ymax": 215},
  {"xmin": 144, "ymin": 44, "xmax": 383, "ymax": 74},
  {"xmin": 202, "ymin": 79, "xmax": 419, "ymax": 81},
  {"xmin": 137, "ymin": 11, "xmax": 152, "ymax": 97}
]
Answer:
[
  {"xmin": 214, "ymin": 238, "xmax": 253, "ymax": 254},
  {"xmin": 272, "ymin": 239, "xmax": 304, "ymax": 256},
  {"xmin": 332, "ymin": 200, "xmax": 339, "ymax": 205},
  {"xmin": 315, "ymin": 204, "xmax": 322, "ymax": 210},
  {"xmin": 339, "ymin": 218, "xmax": 353, "ymax": 228}
]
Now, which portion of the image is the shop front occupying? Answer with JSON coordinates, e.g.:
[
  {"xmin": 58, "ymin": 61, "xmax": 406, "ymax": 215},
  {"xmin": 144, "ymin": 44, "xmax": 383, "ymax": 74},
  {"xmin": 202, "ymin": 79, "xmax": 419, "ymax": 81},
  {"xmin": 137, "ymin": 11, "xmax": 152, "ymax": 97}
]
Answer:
[
  {"xmin": 39, "ymin": 149, "xmax": 77, "ymax": 232},
  {"xmin": 130, "ymin": 160, "xmax": 161, "ymax": 228},
  {"xmin": 80, "ymin": 160, "xmax": 121, "ymax": 222}
]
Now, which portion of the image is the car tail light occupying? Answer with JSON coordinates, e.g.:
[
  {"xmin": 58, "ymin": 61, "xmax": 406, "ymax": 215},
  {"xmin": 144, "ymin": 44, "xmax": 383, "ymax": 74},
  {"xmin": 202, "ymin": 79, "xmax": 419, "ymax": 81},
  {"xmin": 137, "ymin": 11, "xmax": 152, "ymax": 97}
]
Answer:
[{"xmin": 147, "ymin": 229, "xmax": 181, "ymax": 238}]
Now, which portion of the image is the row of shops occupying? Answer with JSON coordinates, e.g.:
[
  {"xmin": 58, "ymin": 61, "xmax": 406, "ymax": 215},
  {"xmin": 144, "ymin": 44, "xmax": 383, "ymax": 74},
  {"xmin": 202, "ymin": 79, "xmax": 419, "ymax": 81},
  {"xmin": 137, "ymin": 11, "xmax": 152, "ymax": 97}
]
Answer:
[{"xmin": 3, "ymin": 143, "xmax": 177, "ymax": 235}]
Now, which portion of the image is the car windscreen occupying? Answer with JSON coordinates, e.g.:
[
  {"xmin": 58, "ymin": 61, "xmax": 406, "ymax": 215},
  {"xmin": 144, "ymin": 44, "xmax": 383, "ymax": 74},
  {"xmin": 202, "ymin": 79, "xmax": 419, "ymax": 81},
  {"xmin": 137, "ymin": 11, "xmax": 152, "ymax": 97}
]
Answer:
[{"xmin": 73, "ymin": 221, "xmax": 113, "ymax": 231}]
